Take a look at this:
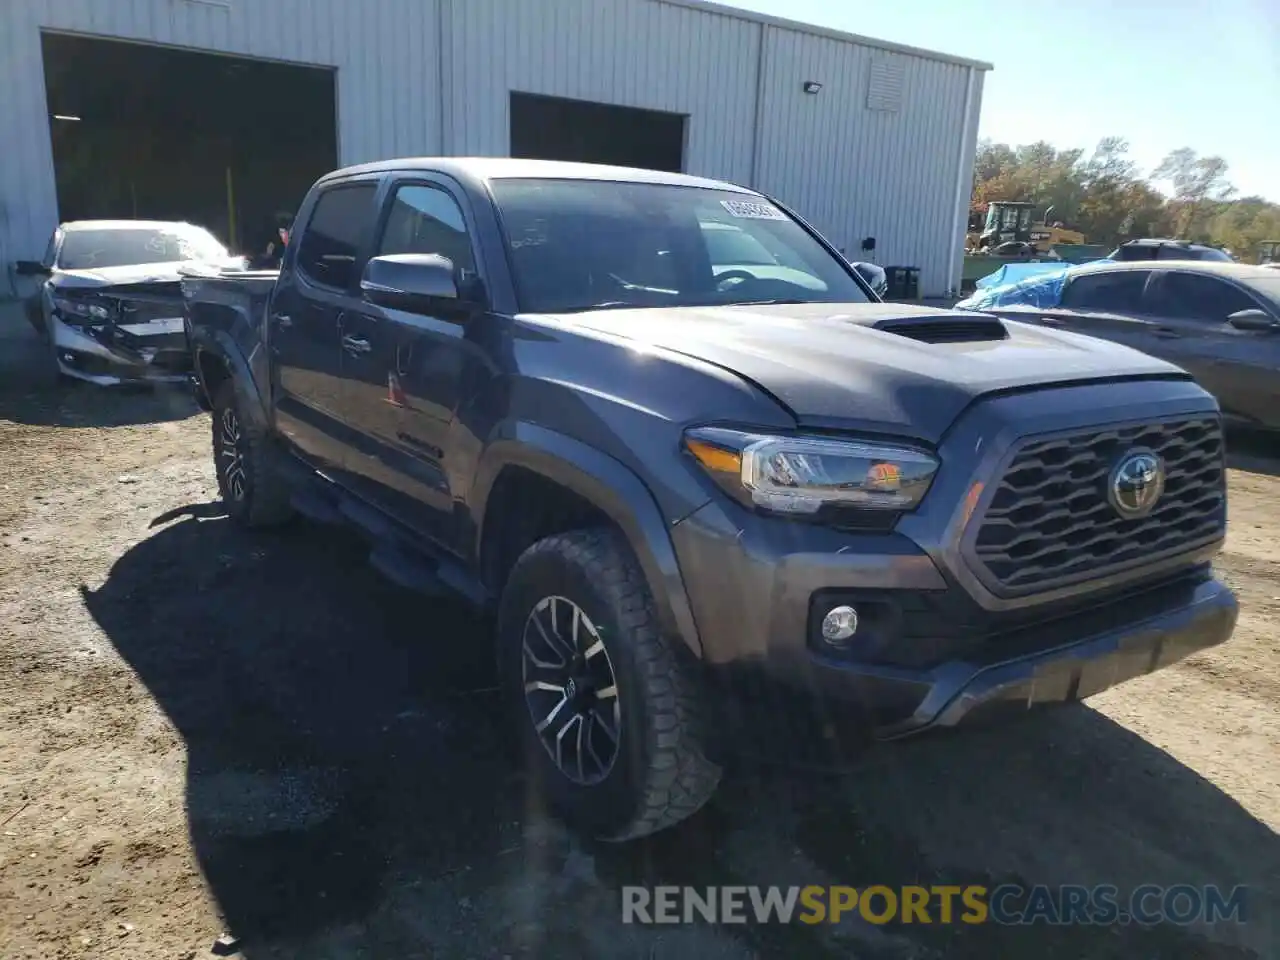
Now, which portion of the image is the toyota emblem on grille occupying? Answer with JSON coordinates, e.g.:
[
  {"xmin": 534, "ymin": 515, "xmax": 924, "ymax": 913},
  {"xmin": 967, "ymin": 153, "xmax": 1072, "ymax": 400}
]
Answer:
[{"xmin": 1108, "ymin": 449, "xmax": 1165, "ymax": 518}]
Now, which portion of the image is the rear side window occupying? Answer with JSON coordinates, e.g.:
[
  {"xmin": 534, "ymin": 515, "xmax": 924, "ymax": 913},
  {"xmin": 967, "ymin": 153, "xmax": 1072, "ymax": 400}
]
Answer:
[
  {"xmin": 296, "ymin": 183, "xmax": 378, "ymax": 289},
  {"xmin": 1061, "ymin": 271, "xmax": 1150, "ymax": 312},
  {"xmin": 1145, "ymin": 273, "xmax": 1259, "ymax": 322}
]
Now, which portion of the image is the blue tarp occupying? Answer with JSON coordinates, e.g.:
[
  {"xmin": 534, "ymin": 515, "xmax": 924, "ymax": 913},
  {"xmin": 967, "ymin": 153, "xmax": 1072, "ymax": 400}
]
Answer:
[
  {"xmin": 957, "ymin": 259, "xmax": 1115, "ymax": 311},
  {"xmin": 974, "ymin": 261, "xmax": 1076, "ymax": 290}
]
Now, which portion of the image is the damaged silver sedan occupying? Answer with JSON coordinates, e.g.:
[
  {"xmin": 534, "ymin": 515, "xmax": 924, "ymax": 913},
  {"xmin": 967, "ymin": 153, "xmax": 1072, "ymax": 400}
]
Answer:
[{"xmin": 17, "ymin": 220, "xmax": 244, "ymax": 385}]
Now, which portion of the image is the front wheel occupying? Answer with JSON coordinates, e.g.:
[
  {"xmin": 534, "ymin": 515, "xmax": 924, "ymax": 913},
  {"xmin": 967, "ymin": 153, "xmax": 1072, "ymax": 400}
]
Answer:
[
  {"xmin": 497, "ymin": 528, "xmax": 721, "ymax": 841},
  {"xmin": 210, "ymin": 381, "xmax": 293, "ymax": 527}
]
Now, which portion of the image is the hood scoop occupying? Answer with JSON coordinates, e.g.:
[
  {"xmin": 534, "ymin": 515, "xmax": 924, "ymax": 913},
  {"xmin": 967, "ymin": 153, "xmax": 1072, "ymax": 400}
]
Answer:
[{"xmin": 873, "ymin": 313, "xmax": 1009, "ymax": 344}]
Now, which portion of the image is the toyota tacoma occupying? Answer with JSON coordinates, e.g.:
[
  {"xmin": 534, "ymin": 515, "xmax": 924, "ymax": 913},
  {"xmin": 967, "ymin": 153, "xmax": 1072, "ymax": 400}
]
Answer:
[{"xmin": 183, "ymin": 158, "xmax": 1237, "ymax": 841}]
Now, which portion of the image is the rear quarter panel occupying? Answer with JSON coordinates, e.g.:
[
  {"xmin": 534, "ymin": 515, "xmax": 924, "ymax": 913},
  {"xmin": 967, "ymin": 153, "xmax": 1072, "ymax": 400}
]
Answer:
[{"xmin": 182, "ymin": 271, "xmax": 280, "ymax": 422}]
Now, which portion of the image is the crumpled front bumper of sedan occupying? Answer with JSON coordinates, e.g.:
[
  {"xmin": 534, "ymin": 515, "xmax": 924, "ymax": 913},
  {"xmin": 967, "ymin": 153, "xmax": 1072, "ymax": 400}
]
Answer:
[{"xmin": 50, "ymin": 313, "xmax": 191, "ymax": 385}]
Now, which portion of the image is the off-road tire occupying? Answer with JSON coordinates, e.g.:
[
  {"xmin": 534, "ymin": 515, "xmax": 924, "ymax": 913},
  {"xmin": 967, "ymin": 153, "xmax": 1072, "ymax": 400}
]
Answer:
[
  {"xmin": 497, "ymin": 527, "xmax": 721, "ymax": 841},
  {"xmin": 211, "ymin": 380, "xmax": 293, "ymax": 528}
]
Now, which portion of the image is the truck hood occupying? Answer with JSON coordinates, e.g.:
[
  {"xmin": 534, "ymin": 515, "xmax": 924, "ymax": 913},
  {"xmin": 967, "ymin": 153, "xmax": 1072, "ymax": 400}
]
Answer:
[{"xmin": 542, "ymin": 302, "xmax": 1187, "ymax": 442}]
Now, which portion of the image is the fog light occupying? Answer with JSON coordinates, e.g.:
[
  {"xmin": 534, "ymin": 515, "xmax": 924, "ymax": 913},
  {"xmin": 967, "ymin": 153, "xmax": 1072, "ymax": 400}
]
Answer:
[{"xmin": 821, "ymin": 605, "xmax": 859, "ymax": 645}]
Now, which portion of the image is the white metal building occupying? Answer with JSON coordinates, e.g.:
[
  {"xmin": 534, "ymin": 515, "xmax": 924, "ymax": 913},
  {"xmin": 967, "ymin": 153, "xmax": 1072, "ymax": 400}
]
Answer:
[{"xmin": 0, "ymin": 0, "xmax": 990, "ymax": 296}]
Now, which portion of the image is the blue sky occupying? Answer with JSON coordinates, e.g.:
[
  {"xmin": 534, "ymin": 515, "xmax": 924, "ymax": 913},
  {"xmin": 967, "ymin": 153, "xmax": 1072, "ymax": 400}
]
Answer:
[{"xmin": 729, "ymin": 0, "xmax": 1279, "ymax": 201}]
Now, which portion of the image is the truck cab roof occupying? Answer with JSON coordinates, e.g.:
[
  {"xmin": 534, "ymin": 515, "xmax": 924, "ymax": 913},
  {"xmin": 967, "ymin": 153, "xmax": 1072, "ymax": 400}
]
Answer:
[{"xmin": 318, "ymin": 156, "xmax": 758, "ymax": 194}]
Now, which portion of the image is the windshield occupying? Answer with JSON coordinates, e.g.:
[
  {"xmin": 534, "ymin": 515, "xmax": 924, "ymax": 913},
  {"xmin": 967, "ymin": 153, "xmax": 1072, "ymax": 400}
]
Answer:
[
  {"xmin": 56, "ymin": 226, "xmax": 229, "ymax": 271},
  {"xmin": 489, "ymin": 179, "xmax": 870, "ymax": 313}
]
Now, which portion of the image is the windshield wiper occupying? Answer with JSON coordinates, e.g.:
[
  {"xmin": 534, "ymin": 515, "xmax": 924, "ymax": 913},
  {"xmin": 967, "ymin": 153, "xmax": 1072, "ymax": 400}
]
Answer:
[{"xmin": 726, "ymin": 298, "xmax": 811, "ymax": 306}]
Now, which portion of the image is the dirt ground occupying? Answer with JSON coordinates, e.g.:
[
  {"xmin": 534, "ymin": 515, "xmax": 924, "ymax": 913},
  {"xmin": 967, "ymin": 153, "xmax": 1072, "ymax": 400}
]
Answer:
[{"xmin": 1, "ymin": 329, "xmax": 1277, "ymax": 958}]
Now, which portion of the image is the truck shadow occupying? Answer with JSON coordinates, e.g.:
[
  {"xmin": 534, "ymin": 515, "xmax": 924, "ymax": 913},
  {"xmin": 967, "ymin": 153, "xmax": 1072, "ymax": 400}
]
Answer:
[{"xmin": 82, "ymin": 509, "xmax": 1274, "ymax": 958}]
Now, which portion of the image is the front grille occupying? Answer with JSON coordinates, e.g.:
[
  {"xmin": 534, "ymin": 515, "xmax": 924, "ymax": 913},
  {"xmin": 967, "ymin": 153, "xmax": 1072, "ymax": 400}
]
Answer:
[{"xmin": 971, "ymin": 416, "xmax": 1225, "ymax": 594}]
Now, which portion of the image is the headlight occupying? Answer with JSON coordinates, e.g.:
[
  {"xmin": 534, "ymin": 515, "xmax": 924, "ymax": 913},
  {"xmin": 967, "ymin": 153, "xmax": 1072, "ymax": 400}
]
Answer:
[
  {"xmin": 684, "ymin": 427, "xmax": 939, "ymax": 516},
  {"xmin": 52, "ymin": 296, "xmax": 112, "ymax": 321}
]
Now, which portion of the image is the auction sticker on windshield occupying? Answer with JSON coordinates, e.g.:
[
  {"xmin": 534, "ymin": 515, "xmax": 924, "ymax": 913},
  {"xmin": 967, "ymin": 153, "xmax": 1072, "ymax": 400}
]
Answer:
[{"xmin": 720, "ymin": 199, "xmax": 788, "ymax": 221}]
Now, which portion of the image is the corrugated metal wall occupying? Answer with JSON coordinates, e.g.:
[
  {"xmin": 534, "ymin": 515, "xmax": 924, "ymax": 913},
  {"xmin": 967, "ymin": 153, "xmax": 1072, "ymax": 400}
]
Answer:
[
  {"xmin": 445, "ymin": 0, "xmax": 761, "ymax": 185},
  {"xmin": 0, "ymin": 0, "xmax": 986, "ymax": 296},
  {"xmin": 0, "ymin": 0, "xmax": 443, "ymax": 280},
  {"xmin": 755, "ymin": 26, "xmax": 985, "ymax": 295}
]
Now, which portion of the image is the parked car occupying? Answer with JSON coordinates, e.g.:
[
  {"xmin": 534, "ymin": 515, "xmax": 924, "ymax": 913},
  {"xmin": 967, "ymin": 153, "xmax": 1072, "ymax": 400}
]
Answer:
[
  {"xmin": 16, "ymin": 220, "xmax": 242, "ymax": 385},
  {"xmin": 1109, "ymin": 238, "xmax": 1233, "ymax": 262},
  {"xmin": 972, "ymin": 261, "xmax": 1280, "ymax": 432},
  {"xmin": 184, "ymin": 158, "xmax": 1236, "ymax": 841}
]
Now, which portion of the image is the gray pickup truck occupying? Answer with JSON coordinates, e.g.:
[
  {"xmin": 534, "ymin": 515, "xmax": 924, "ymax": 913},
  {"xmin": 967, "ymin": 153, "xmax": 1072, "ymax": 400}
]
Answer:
[{"xmin": 183, "ymin": 158, "xmax": 1238, "ymax": 841}]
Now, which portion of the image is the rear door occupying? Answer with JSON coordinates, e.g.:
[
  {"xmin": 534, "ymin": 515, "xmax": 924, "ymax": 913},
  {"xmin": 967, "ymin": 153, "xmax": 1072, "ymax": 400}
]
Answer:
[
  {"xmin": 1032, "ymin": 269, "xmax": 1158, "ymax": 353},
  {"xmin": 1140, "ymin": 270, "xmax": 1280, "ymax": 424},
  {"xmin": 337, "ymin": 176, "xmax": 489, "ymax": 548},
  {"xmin": 268, "ymin": 178, "xmax": 380, "ymax": 472}
]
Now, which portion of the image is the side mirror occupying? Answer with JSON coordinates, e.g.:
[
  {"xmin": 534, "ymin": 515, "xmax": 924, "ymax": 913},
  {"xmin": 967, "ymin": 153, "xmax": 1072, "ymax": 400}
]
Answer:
[
  {"xmin": 851, "ymin": 261, "xmax": 887, "ymax": 298},
  {"xmin": 360, "ymin": 253, "xmax": 460, "ymax": 312},
  {"xmin": 1227, "ymin": 308, "xmax": 1278, "ymax": 332},
  {"xmin": 14, "ymin": 260, "xmax": 51, "ymax": 277}
]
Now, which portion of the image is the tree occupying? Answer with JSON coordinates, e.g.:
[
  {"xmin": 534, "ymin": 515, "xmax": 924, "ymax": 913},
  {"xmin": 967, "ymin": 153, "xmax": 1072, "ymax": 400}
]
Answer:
[
  {"xmin": 968, "ymin": 135, "xmax": 1277, "ymax": 257},
  {"xmin": 1081, "ymin": 137, "xmax": 1139, "ymax": 186},
  {"xmin": 1152, "ymin": 148, "xmax": 1237, "ymax": 238},
  {"xmin": 973, "ymin": 140, "xmax": 1017, "ymax": 184}
]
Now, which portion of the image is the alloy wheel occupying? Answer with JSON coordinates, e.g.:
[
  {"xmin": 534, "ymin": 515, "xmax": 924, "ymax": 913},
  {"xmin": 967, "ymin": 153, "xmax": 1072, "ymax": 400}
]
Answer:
[
  {"xmin": 218, "ymin": 406, "xmax": 248, "ymax": 502},
  {"xmin": 521, "ymin": 595, "xmax": 621, "ymax": 786}
]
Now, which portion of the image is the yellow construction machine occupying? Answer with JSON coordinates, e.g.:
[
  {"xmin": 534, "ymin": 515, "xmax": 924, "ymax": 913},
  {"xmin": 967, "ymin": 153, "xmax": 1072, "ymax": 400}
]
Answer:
[{"xmin": 967, "ymin": 201, "xmax": 1086, "ymax": 255}]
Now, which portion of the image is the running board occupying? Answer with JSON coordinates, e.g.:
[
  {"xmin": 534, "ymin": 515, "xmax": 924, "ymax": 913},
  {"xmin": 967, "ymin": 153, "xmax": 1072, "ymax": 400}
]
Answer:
[
  {"xmin": 290, "ymin": 488, "xmax": 344, "ymax": 526},
  {"xmin": 284, "ymin": 463, "xmax": 490, "ymax": 608},
  {"xmin": 369, "ymin": 545, "xmax": 446, "ymax": 596}
]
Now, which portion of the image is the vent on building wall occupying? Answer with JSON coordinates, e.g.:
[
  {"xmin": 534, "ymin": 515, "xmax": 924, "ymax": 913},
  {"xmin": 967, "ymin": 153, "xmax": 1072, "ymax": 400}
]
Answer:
[{"xmin": 866, "ymin": 56, "xmax": 905, "ymax": 112}]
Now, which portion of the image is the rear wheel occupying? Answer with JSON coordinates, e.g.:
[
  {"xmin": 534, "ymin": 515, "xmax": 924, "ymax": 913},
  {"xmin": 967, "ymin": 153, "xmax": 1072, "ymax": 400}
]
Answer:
[
  {"xmin": 210, "ymin": 381, "xmax": 293, "ymax": 527},
  {"xmin": 497, "ymin": 528, "xmax": 721, "ymax": 841}
]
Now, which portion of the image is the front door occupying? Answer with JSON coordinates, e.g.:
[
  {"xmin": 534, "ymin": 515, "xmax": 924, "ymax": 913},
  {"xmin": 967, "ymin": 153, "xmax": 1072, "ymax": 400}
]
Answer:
[
  {"xmin": 1140, "ymin": 270, "xmax": 1280, "ymax": 425},
  {"xmin": 338, "ymin": 178, "xmax": 488, "ymax": 550},
  {"xmin": 270, "ymin": 179, "xmax": 380, "ymax": 473}
]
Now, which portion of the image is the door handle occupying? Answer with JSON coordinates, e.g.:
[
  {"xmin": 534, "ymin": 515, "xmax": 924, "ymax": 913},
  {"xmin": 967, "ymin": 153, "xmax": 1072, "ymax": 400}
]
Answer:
[
  {"xmin": 342, "ymin": 335, "xmax": 372, "ymax": 355},
  {"xmin": 1153, "ymin": 327, "xmax": 1181, "ymax": 339},
  {"xmin": 273, "ymin": 313, "xmax": 293, "ymax": 328}
]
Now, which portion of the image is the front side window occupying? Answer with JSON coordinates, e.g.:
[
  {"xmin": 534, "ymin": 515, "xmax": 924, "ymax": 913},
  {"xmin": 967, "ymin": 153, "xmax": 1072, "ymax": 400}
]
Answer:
[
  {"xmin": 296, "ymin": 183, "xmax": 378, "ymax": 289},
  {"xmin": 377, "ymin": 184, "xmax": 476, "ymax": 275},
  {"xmin": 490, "ymin": 179, "xmax": 868, "ymax": 313},
  {"xmin": 1061, "ymin": 270, "xmax": 1150, "ymax": 312},
  {"xmin": 1146, "ymin": 273, "xmax": 1259, "ymax": 322},
  {"xmin": 56, "ymin": 226, "xmax": 227, "ymax": 271}
]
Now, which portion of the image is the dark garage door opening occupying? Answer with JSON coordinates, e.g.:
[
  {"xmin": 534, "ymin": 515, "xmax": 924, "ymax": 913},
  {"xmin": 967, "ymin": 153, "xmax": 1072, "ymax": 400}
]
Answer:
[
  {"xmin": 40, "ymin": 33, "xmax": 337, "ymax": 257},
  {"xmin": 510, "ymin": 92, "xmax": 685, "ymax": 173}
]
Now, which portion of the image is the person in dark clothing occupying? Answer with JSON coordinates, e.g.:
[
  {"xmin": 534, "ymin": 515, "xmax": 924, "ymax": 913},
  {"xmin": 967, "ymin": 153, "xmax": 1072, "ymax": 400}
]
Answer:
[{"xmin": 259, "ymin": 211, "xmax": 293, "ymax": 268}]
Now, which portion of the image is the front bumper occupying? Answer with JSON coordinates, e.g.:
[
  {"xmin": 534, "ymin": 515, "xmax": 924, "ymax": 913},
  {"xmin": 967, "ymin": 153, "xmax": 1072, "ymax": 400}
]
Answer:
[
  {"xmin": 668, "ymin": 379, "xmax": 1236, "ymax": 741},
  {"xmin": 51, "ymin": 315, "xmax": 190, "ymax": 385},
  {"xmin": 878, "ymin": 574, "xmax": 1235, "ymax": 735},
  {"xmin": 672, "ymin": 501, "xmax": 1236, "ymax": 737}
]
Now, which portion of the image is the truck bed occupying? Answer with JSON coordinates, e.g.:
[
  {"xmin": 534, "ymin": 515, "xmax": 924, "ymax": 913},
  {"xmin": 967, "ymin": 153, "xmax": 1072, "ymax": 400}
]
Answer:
[{"xmin": 181, "ymin": 268, "xmax": 281, "ymax": 405}]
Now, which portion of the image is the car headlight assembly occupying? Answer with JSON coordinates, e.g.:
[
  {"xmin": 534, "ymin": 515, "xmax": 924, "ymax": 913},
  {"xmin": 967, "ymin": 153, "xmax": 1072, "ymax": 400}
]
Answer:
[
  {"xmin": 684, "ymin": 426, "xmax": 939, "ymax": 518},
  {"xmin": 52, "ymin": 296, "xmax": 112, "ymax": 322}
]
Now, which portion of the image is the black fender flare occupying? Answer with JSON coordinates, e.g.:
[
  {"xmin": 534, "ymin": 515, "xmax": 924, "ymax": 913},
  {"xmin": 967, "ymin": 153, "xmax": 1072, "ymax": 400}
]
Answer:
[
  {"xmin": 191, "ymin": 328, "xmax": 270, "ymax": 433},
  {"xmin": 472, "ymin": 422, "xmax": 704, "ymax": 660}
]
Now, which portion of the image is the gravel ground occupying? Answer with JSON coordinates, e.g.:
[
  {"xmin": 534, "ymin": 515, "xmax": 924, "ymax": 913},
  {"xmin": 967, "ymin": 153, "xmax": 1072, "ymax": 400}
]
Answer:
[{"xmin": 0, "ymin": 323, "xmax": 1276, "ymax": 959}]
